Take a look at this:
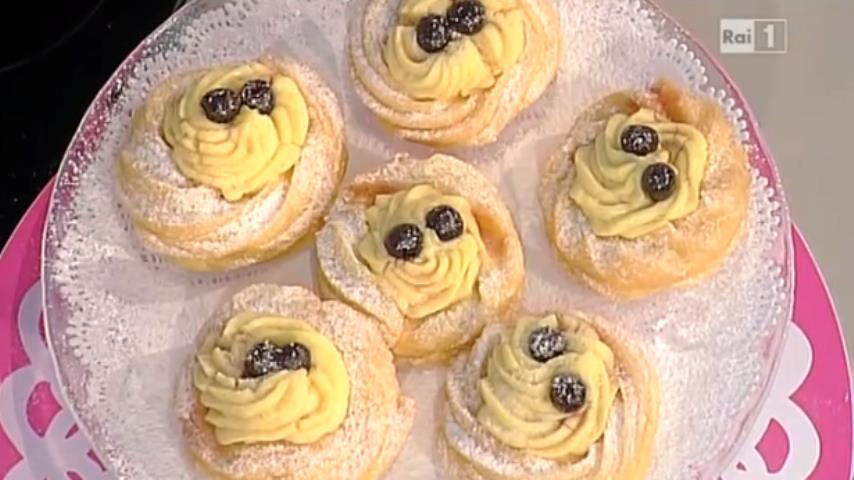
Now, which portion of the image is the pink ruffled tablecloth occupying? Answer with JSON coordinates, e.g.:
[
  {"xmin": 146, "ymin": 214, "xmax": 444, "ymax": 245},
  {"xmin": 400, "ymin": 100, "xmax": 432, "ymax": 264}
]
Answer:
[{"xmin": 0, "ymin": 183, "xmax": 851, "ymax": 479}]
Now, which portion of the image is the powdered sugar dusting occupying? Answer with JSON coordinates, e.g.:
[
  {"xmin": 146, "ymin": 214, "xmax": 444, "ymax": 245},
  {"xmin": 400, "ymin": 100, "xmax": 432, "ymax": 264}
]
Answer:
[
  {"xmin": 43, "ymin": 0, "xmax": 791, "ymax": 479},
  {"xmin": 128, "ymin": 134, "xmax": 192, "ymax": 186},
  {"xmin": 138, "ymin": 184, "xmax": 287, "ymax": 256}
]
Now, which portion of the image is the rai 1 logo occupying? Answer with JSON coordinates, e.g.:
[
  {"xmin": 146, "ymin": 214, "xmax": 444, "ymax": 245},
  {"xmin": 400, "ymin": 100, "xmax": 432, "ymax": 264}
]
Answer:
[{"xmin": 720, "ymin": 18, "xmax": 787, "ymax": 54}]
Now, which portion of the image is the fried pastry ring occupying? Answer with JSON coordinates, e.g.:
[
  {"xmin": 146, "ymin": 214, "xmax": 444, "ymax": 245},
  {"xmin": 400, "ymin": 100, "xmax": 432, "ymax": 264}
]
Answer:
[
  {"xmin": 440, "ymin": 311, "xmax": 659, "ymax": 480},
  {"xmin": 118, "ymin": 57, "xmax": 346, "ymax": 271},
  {"xmin": 349, "ymin": 0, "xmax": 561, "ymax": 146},
  {"xmin": 176, "ymin": 284, "xmax": 415, "ymax": 479},
  {"xmin": 540, "ymin": 79, "xmax": 751, "ymax": 298},
  {"xmin": 316, "ymin": 153, "xmax": 524, "ymax": 362}
]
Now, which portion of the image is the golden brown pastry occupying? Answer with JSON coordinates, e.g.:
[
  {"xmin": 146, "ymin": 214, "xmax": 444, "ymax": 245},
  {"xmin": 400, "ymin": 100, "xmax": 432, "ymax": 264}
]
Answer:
[
  {"xmin": 176, "ymin": 284, "xmax": 415, "ymax": 479},
  {"xmin": 316, "ymin": 153, "xmax": 524, "ymax": 362},
  {"xmin": 440, "ymin": 312, "xmax": 659, "ymax": 480},
  {"xmin": 349, "ymin": 0, "xmax": 561, "ymax": 146},
  {"xmin": 540, "ymin": 79, "xmax": 751, "ymax": 298},
  {"xmin": 118, "ymin": 57, "xmax": 346, "ymax": 271}
]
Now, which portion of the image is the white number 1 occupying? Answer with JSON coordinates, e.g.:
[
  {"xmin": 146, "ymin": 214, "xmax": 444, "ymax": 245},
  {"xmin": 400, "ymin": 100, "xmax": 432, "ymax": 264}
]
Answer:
[{"xmin": 763, "ymin": 23, "xmax": 775, "ymax": 49}]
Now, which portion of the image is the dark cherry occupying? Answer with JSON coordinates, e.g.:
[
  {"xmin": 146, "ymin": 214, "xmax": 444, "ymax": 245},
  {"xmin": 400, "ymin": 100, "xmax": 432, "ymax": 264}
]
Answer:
[
  {"xmin": 384, "ymin": 223, "xmax": 424, "ymax": 260},
  {"xmin": 240, "ymin": 79, "xmax": 275, "ymax": 115},
  {"xmin": 425, "ymin": 205, "xmax": 465, "ymax": 241},
  {"xmin": 641, "ymin": 162, "xmax": 678, "ymax": 202},
  {"xmin": 277, "ymin": 342, "xmax": 312, "ymax": 371},
  {"xmin": 528, "ymin": 327, "xmax": 567, "ymax": 363},
  {"xmin": 416, "ymin": 14, "xmax": 451, "ymax": 53},
  {"xmin": 550, "ymin": 373, "xmax": 587, "ymax": 413},
  {"xmin": 242, "ymin": 341, "xmax": 311, "ymax": 378},
  {"xmin": 619, "ymin": 124, "xmax": 659, "ymax": 156},
  {"xmin": 243, "ymin": 340, "xmax": 282, "ymax": 378},
  {"xmin": 446, "ymin": 0, "xmax": 487, "ymax": 35},
  {"xmin": 201, "ymin": 88, "xmax": 242, "ymax": 124}
]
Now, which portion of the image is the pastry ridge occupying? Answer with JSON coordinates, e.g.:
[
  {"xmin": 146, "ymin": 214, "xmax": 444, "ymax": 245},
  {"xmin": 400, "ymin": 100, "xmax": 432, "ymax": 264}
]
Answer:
[
  {"xmin": 540, "ymin": 79, "xmax": 751, "ymax": 298},
  {"xmin": 176, "ymin": 284, "xmax": 416, "ymax": 480}
]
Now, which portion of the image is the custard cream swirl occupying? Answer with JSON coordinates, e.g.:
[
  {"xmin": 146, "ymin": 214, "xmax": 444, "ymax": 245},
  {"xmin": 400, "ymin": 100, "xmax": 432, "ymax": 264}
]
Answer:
[
  {"xmin": 357, "ymin": 184, "xmax": 485, "ymax": 319},
  {"xmin": 568, "ymin": 108, "xmax": 709, "ymax": 239},
  {"xmin": 383, "ymin": 0, "xmax": 526, "ymax": 100},
  {"xmin": 162, "ymin": 62, "xmax": 310, "ymax": 201},
  {"xmin": 477, "ymin": 314, "xmax": 618, "ymax": 459},
  {"xmin": 192, "ymin": 312, "xmax": 350, "ymax": 446}
]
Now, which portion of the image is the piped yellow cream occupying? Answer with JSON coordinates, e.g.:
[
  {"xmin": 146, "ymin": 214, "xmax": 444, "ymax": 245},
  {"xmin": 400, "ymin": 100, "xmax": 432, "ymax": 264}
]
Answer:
[
  {"xmin": 477, "ymin": 314, "xmax": 618, "ymax": 459},
  {"xmin": 383, "ymin": 0, "xmax": 527, "ymax": 100},
  {"xmin": 357, "ymin": 184, "xmax": 485, "ymax": 319},
  {"xmin": 192, "ymin": 312, "xmax": 350, "ymax": 446},
  {"xmin": 161, "ymin": 62, "xmax": 310, "ymax": 202},
  {"xmin": 568, "ymin": 108, "xmax": 709, "ymax": 238}
]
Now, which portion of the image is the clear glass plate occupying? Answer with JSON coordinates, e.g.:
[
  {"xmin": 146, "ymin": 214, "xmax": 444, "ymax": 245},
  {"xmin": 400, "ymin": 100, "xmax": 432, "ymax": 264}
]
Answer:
[{"xmin": 41, "ymin": 0, "xmax": 794, "ymax": 478}]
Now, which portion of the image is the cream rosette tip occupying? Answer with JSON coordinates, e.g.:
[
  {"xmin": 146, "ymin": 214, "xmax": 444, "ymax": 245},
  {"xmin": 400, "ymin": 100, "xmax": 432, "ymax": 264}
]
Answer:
[
  {"xmin": 349, "ymin": 0, "xmax": 561, "ymax": 145},
  {"xmin": 316, "ymin": 154, "xmax": 524, "ymax": 361},
  {"xmin": 117, "ymin": 57, "xmax": 346, "ymax": 271},
  {"xmin": 177, "ymin": 284, "xmax": 416, "ymax": 480},
  {"xmin": 381, "ymin": 0, "xmax": 526, "ymax": 101},
  {"xmin": 568, "ymin": 108, "xmax": 709, "ymax": 239},
  {"xmin": 356, "ymin": 184, "xmax": 486, "ymax": 320},
  {"xmin": 161, "ymin": 61, "xmax": 310, "ymax": 202},
  {"xmin": 192, "ymin": 312, "xmax": 350, "ymax": 446},
  {"xmin": 440, "ymin": 311, "xmax": 659, "ymax": 480},
  {"xmin": 476, "ymin": 314, "xmax": 618, "ymax": 460}
]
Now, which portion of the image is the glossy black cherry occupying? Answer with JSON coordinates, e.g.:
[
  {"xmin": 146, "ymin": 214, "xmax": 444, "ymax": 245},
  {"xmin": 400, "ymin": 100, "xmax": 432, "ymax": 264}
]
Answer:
[
  {"xmin": 201, "ymin": 88, "xmax": 242, "ymax": 124},
  {"xmin": 384, "ymin": 223, "xmax": 424, "ymax": 260},
  {"xmin": 416, "ymin": 14, "xmax": 451, "ymax": 53},
  {"xmin": 550, "ymin": 373, "xmax": 587, "ymax": 413},
  {"xmin": 446, "ymin": 0, "xmax": 487, "ymax": 35},
  {"xmin": 425, "ymin": 205, "xmax": 464, "ymax": 241},
  {"xmin": 620, "ymin": 124, "xmax": 659, "ymax": 156},
  {"xmin": 240, "ymin": 79, "xmax": 275, "ymax": 115},
  {"xmin": 641, "ymin": 162, "xmax": 677, "ymax": 202}
]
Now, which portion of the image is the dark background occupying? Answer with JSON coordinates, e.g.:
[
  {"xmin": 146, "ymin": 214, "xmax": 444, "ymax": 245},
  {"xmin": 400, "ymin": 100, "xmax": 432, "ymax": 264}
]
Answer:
[{"xmin": 0, "ymin": 0, "xmax": 181, "ymax": 247}]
